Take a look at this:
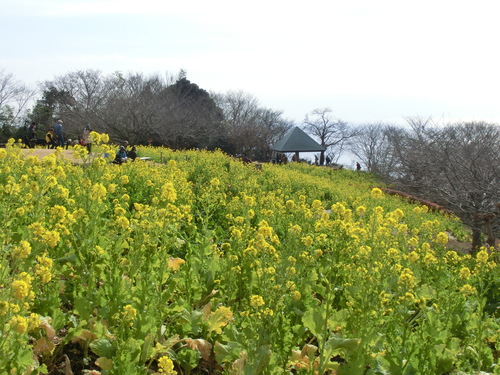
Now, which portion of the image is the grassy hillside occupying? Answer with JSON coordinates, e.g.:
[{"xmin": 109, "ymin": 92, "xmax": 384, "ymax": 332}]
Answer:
[{"xmin": 0, "ymin": 141, "xmax": 498, "ymax": 374}]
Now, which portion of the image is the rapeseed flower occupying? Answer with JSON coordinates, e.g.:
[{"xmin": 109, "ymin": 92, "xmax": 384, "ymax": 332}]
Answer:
[
  {"xmin": 100, "ymin": 133, "xmax": 110, "ymax": 144},
  {"xmin": 423, "ymin": 253, "xmax": 438, "ymax": 265},
  {"xmin": 398, "ymin": 268, "xmax": 415, "ymax": 287},
  {"xmin": 161, "ymin": 182, "xmax": 177, "ymax": 203},
  {"xmin": 264, "ymin": 266, "xmax": 276, "ymax": 275},
  {"xmin": 89, "ymin": 131, "xmax": 101, "ymax": 144},
  {"xmin": 250, "ymin": 295, "xmax": 265, "ymax": 308},
  {"xmin": 42, "ymin": 230, "xmax": 61, "ymax": 248},
  {"xmin": 13, "ymin": 240, "xmax": 31, "ymax": 259},
  {"xmin": 158, "ymin": 355, "xmax": 177, "ymax": 374},
  {"xmin": 356, "ymin": 205, "xmax": 366, "ymax": 216},
  {"xmin": 460, "ymin": 284, "xmax": 477, "ymax": 296},
  {"xmin": 311, "ymin": 199, "xmax": 323, "ymax": 211},
  {"xmin": 291, "ymin": 290, "xmax": 301, "ymax": 301},
  {"xmin": 10, "ymin": 315, "xmax": 28, "ymax": 334},
  {"xmin": 12, "ymin": 280, "xmax": 31, "ymax": 300},
  {"xmin": 107, "ymin": 183, "xmax": 117, "ymax": 193},
  {"xmin": 445, "ymin": 250, "xmax": 460, "ymax": 264},
  {"xmin": 301, "ymin": 236, "xmax": 313, "ymax": 247},
  {"xmin": 476, "ymin": 249, "xmax": 489, "ymax": 263},
  {"xmin": 360, "ymin": 246, "xmax": 372, "ymax": 256},
  {"xmin": 244, "ymin": 195, "xmax": 256, "ymax": 206},
  {"xmin": 331, "ymin": 202, "xmax": 346, "ymax": 215},
  {"xmin": 122, "ymin": 304, "xmax": 137, "ymax": 327},
  {"xmin": 435, "ymin": 232, "xmax": 449, "ymax": 245},
  {"xmin": 27, "ymin": 313, "xmax": 41, "ymax": 331},
  {"xmin": 407, "ymin": 237, "xmax": 419, "ymax": 248},
  {"xmin": 459, "ymin": 267, "xmax": 471, "ymax": 280},
  {"xmin": 116, "ymin": 216, "xmax": 130, "ymax": 230},
  {"xmin": 210, "ymin": 177, "xmax": 220, "ymax": 187},
  {"xmin": 91, "ymin": 183, "xmax": 107, "ymax": 199},
  {"xmin": 393, "ymin": 208, "xmax": 404, "ymax": 219},
  {"xmin": 263, "ymin": 308, "xmax": 274, "ymax": 316},
  {"xmin": 96, "ymin": 245, "xmax": 105, "ymax": 255},
  {"xmin": 50, "ymin": 205, "xmax": 68, "ymax": 221},
  {"xmin": 230, "ymin": 227, "xmax": 242, "ymax": 239},
  {"xmin": 167, "ymin": 257, "xmax": 185, "ymax": 271},
  {"xmin": 114, "ymin": 206, "xmax": 127, "ymax": 216},
  {"xmin": 407, "ymin": 251, "xmax": 419, "ymax": 263},
  {"xmin": 371, "ymin": 188, "xmax": 383, "ymax": 199}
]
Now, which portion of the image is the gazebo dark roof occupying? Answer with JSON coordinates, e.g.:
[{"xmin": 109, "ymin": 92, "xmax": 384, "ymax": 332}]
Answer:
[{"xmin": 270, "ymin": 126, "xmax": 325, "ymax": 152}]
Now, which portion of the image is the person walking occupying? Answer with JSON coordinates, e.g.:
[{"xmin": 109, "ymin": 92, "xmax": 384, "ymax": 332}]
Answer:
[
  {"xmin": 27, "ymin": 122, "xmax": 37, "ymax": 148},
  {"xmin": 53, "ymin": 120, "xmax": 65, "ymax": 148},
  {"xmin": 82, "ymin": 124, "xmax": 92, "ymax": 153}
]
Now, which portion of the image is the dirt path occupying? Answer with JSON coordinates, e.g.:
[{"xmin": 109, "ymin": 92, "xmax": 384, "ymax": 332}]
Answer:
[{"xmin": 22, "ymin": 148, "xmax": 88, "ymax": 164}]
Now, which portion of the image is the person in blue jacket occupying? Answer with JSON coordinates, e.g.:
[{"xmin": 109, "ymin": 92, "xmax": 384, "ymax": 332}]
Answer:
[
  {"xmin": 112, "ymin": 145, "xmax": 128, "ymax": 164},
  {"xmin": 53, "ymin": 120, "xmax": 65, "ymax": 147}
]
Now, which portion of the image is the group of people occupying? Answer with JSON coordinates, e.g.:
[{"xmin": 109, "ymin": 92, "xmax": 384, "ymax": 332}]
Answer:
[
  {"xmin": 28, "ymin": 119, "xmax": 141, "ymax": 164},
  {"xmin": 26, "ymin": 121, "xmax": 60, "ymax": 149},
  {"xmin": 273, "ymin": 152, "xmax": 289, "ymax": 164},
  {"xmin": 43, "ymin": 121, "xmax": 94, "ymax": 152},
  {"xmin": 44, "ymin": 120, "xmax": 67, "ymax": 149},
  {"xmin": 112, "ymin": 141, "xmax": 137, "ymax": 164}
]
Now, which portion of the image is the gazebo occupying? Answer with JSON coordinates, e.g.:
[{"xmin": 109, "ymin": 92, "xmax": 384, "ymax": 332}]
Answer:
[{"xmin": 270, "ymin": 126, "xmax": 325, "ymax": 162}]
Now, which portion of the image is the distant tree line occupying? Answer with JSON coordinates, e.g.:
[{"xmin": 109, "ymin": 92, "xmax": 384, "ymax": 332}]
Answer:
[{"xmin": 6, "ymin": 69, "xmax": 291, "ymax": 161}]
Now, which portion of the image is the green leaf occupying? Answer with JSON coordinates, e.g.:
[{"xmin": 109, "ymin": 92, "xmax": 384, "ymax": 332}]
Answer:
[
  {"xmin": 243, "ymin": 345, "xmax": 271, "ymax": 374},
  {"xmin": 418, "ymin": 284, "xmax": 436, "ymax": 300},
  {"xmin": 323, "ymin": 336, "xmax": 360, "ymax": 356},
  {"xmin": 328, "ymin": 309, "xmax": 349, "ymax": 331},
  {"xmin": 177, "ymin": 347, "xmax": 201, "ymax": 373},
  {"xmin": 90, "ymin": 338, "xmax": 117, "ymax": 358},
  {"xmin": 302, "ymin": 308, "xmax": 327, "ymax": 341},
  {"xmin": 140, "ymin": 333, "xmax": 154, "ymax": 363},
  {"xmin": 73, "ymin": 297, "xmax": 93, "ymax": 320},
  {"xmin": 214, "ymin": 341, "xmax": 243, "ymax": 364},
  {"xmin": 54, "ymin": 253, "xmax": 78, "ymax": 264}
]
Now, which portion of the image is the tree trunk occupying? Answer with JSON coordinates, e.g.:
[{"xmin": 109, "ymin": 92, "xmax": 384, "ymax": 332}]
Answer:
[{"xmin": 471, "ymin": 216, "xmax": 483, "ymax": 254}]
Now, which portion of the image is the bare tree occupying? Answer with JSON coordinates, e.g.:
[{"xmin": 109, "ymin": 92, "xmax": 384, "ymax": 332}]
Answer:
[
  {"xmin": 103, "ymin": 72, "xmax": 174, "ymax": 144},
  {"xmin": 214, "ymin": 90, "xmax": 292, "ymax": 160},
  {"xmin": 303, "ymin": 107, "xmax": 358, "ymax": 165},
  {"xmin": 384, "ymin": 119, "xmax": 500, "ymax": 251},
  {"xmin": 349, "ymin": 123, "xmax": 400, "ymax": 176},
  {"xmin": 39, "ymin": 70, "xmax": 112, "ymax": 137},
  {"xmin": 0, "ymin": 69, "xmax": 37, "ymax": 126}
]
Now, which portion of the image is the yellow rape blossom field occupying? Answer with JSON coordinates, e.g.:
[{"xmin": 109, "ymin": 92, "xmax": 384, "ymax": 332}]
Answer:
[{"xmin": 0, "ymin": 138, "xmax": 498, "ymax": 375}]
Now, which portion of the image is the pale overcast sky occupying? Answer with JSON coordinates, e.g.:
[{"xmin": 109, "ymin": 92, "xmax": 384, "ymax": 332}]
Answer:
[{"xmin": 1, "ymin": 0, "xmax": 499, "ymax": 125}]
